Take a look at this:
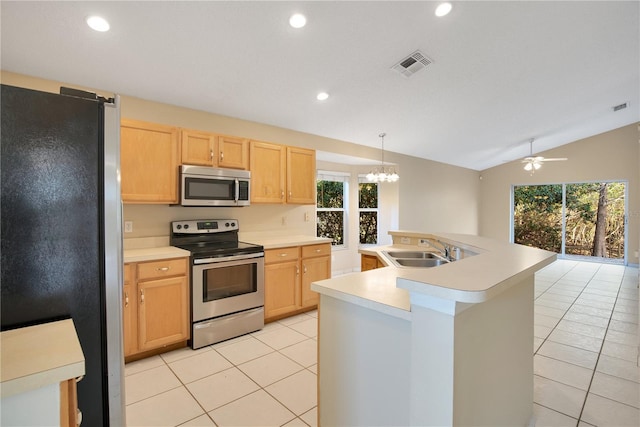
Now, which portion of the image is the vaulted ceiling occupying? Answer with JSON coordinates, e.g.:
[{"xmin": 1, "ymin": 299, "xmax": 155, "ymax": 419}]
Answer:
[{"xmin": 2, "ymin": 1, "xmax": 638, "ymax": 170}]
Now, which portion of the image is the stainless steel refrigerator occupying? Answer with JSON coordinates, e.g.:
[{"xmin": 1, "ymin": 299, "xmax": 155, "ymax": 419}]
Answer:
[{"xmin": 1, "ymin": 84, "xmax": 125, "ymax": 425}]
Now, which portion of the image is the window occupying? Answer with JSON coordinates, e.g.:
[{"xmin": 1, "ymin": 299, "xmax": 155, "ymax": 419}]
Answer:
[
  {"xmin": 358, "ymin": 177, "xmax": 378, "ymax": 245},
  {"xmin": 512, "ymin": 181, "xmax": 627, "ymax": 262},
  {"xmin": 317, "ymin": 172, "xmax": 349, "ymax": 246}
]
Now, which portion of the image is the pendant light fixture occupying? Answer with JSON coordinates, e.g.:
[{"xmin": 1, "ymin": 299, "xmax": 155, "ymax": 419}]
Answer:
[{"xmin": 366, "ymin": 133, "xmax": 399, "ymax": 183}]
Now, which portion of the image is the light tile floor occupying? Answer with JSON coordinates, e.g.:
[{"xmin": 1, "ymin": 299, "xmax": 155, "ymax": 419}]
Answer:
[
  {"xmin": 533, "ymin": 259, "xmax": 639, "ymax": 427},
  {"xmin": 125, "ymin": 260, "xmax": 639, "ymax": 426}
]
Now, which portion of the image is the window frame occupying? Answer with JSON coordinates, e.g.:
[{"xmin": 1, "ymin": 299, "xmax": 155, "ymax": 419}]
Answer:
[
  {"xmin": 358, "ymin": 175, "xmax": 379, "ymax": 246},
  {"xmin": 316, "ymin": 171, "xmax": 350, "ymax": 248}
]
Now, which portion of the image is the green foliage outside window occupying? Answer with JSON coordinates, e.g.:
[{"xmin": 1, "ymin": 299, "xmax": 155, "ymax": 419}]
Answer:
[
  {"xmin": 317, "ymin": 180, "xmax": 345, "ymax": 245},
  {"xmin": 514, "ymin": 182, "xmax": 625, "ymax": 259},
  {"xmin": 359, "ymin": 182, "xmax": 378, "ymax": 245}
]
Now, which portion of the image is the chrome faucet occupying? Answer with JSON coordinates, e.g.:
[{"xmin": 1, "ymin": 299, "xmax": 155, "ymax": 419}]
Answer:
[{"xmin": 432, "ymin": 239, "xmax": 451, "ymax": 260}]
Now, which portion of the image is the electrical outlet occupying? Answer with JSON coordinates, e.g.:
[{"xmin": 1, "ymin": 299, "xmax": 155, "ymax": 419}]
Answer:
[
  {"xmin": 281, "ymin": 216, "xmax": 287, "ymax": 226},
  {"xmin": 124, "ymin": 221, "xmax": 133, "ymax": 233},
  {"xmin": 400, "ymin": 237, "xmax": 411, "ymax": 244},
  {"xmin": 304, "ymin": 212, "xmax": 310, "ymax": 222}
]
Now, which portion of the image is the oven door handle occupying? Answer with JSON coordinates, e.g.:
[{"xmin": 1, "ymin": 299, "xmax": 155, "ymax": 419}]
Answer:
[{"xmin": 193, "ymin": 252, "xmax": 265, "ymax": 264}]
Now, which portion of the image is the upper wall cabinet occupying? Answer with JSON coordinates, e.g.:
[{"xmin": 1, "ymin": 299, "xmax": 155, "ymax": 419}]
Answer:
[
  {"xmin": 121, "ymin": 119, "xmax": 180, "ymax": 204},
  {"xmin": 286, "ymin": 146, "xmax": 316, "ymax": 204},
  {"xmin": 250, "ymin": 141, "xmax": 316, "ymax": 204},
  {"xmin": 181, "ymin": 130, "xmax": 249, "ymax": 170}
]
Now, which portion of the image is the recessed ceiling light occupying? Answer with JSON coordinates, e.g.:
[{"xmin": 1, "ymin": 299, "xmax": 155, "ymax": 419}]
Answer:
[
  {"xmin": 435, "ymin": 2, "xmax": 453, "ymax": 17},
  {"xmin": 86, "ymin": 15, "xmax": 110, "ymax": 32},
  {"xmin": 289, "ymin": 13, "xmax": 307, "ymax": 28},
  {"xmin": 316, "ymin": 92, "xmax": 329, "ymax": 101}
]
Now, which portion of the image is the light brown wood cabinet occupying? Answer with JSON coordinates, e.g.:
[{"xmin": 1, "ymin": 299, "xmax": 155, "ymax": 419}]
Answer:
[
  {"xmin": 250, "ymin": 141, "xmax": 316, "ymax": 204},
  {"xmin": 361, "ymin": 254, "xmax": 384, "ymax": 271},
  {"xmin": 121, "ymin": 119, "xmax": 180, "ymax": 203},
  {"xmin": 264, "ymin": 243, "xmax": 331, "ymax": 322},
  {"xmin": 123, "ymin": 258, "xmax": 189, "ymax": 358},
  {"xmin": 181, "ymin": 129, "xmax": 249, "ymax": 170},
  {"xmin": 59, "ymin": 378, "xmax": 79, "ymax": 427},
  {"xmin": 301, "ymin": 243, "xmax": 331, "ymax": 307}
]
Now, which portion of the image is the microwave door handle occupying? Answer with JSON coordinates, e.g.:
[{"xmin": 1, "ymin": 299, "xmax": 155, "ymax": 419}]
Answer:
[{"xmin": 234, "ymin": 179, "xmax": 239, "ymax": 204}]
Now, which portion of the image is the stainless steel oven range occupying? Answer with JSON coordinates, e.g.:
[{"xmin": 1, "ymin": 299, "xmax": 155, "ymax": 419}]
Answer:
[{"xmin": 170, "ymin": 219, "xmax": 264, "ymax": 349}]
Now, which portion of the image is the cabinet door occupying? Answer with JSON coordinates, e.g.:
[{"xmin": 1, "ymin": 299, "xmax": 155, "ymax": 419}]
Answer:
[
  {"xmin": 265, "ymin": 261, "xmax": 300, "ymax": 319},
  {"xmin": 218, "ymin": 135, "xmax": 249, "ymax": 170},
  {"xmin": 361, "ymin": 254, "xmax": 379, "ymax": 272},
  {"xmin": 137, "ymin": 276, "xmax": 189, "ymax": 351},
  {"xmin": 123, "ymin": 264, "xmax": 136, "ymax": 357},
  {"xmin": 250, "ymin": 141, "xmax": 286, "ymax": 203},
  {"xmin": 302, "ymin": 255, "xmax": 331, "ymax": 307},
  {"xmin": 287, "ymin": 147, "xmax": 316, "ymax": 204},
  {"xmin": 181, "ymin": 130, "xmax": 216, "ymax": 166},
  {"xmin": 121, "ymin": 119, "xmax": 180, "ymax": 203}
]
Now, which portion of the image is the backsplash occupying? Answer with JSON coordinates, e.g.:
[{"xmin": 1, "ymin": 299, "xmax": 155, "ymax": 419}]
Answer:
[{"xmin": 123, "ymin": 204, "xmax": 316, "ymax": 239}]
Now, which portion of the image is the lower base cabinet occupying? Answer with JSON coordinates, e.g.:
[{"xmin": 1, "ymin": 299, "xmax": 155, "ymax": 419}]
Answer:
[
  {"xmin": 123, "ymin": 258, "xmax": 189, "ymax": 359},
  {"xmin": 361, "ymin": 254, "xmax": 384, "ymax": 271},
  {"xmin": 265, "ymin": 243, "xmax": 331, "ymax": 322}
]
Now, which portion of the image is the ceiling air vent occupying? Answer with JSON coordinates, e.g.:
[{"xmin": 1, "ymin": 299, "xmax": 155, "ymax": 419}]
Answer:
[
  {"xmin": 612, "ymin": 102, "xmax": 628, "ymax": 112},
  {"xmin": 391, "ymin": 50, "xmax": 433, "ymax": 78}
]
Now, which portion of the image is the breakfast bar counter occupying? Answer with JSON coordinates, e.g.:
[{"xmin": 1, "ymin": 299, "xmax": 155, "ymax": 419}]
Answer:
[{"xmin": 311, "ymin": 231, "xmax": 556, "ymax": 427}]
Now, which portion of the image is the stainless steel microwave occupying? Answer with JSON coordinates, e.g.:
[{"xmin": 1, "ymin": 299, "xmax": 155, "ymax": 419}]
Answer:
[{"xmin": 180, "ymin": 165, "xmax": 251, "ymax": 207}]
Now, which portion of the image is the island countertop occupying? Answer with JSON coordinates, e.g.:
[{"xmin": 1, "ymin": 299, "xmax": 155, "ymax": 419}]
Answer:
[{"xmin": 312, "ymin": 231, "xmax": 556, "ymax": 318}]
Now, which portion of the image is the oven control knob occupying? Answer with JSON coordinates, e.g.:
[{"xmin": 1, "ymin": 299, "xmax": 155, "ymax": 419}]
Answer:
[
  {"xmin": 184, "ymin": 224, "xmax": 189, "ymax": 229},
  {"xmin": 231, "ymin": 222, "xmax": 236, "ymax": 227},
  {"xmin": 176, "ymin": 224, "xmax": 182, "ymax": 230},
  {"xmin": 225, "ymin": 222, "xmax": 230, "ymax": 227}
]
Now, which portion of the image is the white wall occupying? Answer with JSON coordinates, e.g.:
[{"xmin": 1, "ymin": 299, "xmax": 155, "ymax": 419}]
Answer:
[
  {"xmin": 479, "ymin": 123, "xmax": 640, "ymax": 265},
  {"xmin": 1, "ymin": 70, "xmax": 482, "ymax": 273}
]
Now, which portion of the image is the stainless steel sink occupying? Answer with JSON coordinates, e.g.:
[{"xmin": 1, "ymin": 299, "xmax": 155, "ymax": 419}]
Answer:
[
  {"xmin": 382, "ymin": 250, "xmax": 450, "ymax": 268},
  {"xmin": 395, "ymin": 258, "xmax": 448, "ymax": 267},
  {"xmin": 385, "ymin": 251, "xmax": 442, "ymax": 259}
]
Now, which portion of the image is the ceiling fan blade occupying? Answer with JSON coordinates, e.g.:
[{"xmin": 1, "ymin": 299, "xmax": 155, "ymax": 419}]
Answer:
[{"xmin": 540, "ymin": 157, "xmax": 568, "ymax": 162}]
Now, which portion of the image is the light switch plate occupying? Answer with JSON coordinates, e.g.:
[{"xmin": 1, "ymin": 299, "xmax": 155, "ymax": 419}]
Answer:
[{"xmin": 124, "ymin": 221, "xmax": 133, "ymax": 233}]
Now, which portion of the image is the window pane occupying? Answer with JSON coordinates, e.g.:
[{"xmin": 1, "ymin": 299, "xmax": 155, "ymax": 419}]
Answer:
[
  {"xmin": 359, "ymin": 212, "xmax": 377, "ymax": 244},
  {"xmin": 513, "ymin": 185, "xmax": 562, "ymax": 253},
  {"xmin": 317, "ymin": 211, "xmax": 344, "ymax": 245},
  {"xmin": 359, "ymin": 182, "xmax": 378, "ymax": 208},
  {"xmin": 565, "ymin": 182, "xmax": 625, "ymax": 259},
  {"xmin": 317, "ymin": 181, "xmax": 344, "ymax": 208}
]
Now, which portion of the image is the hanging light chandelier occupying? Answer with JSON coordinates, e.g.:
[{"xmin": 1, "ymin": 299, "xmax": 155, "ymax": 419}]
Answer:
[{"xmin": 366, "ymin": 133, "xmax": 399, "ymax": 183}]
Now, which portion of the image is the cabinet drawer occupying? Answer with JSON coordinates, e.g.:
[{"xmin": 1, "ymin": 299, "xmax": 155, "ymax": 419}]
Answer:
[
  {"xmin": 301, "ymin": 243, "xmax": 331, "ymax": 258},
  {"xmin": 265, "ymin": 247, "xmax": 300, "ymax": 264},
  {"xmin": 124, "ymin": 263, "xmax": 134, "ymax": 284},
  {"xmin": 137, "ymin": 258, "xmax": 188, "ymax": 281}
]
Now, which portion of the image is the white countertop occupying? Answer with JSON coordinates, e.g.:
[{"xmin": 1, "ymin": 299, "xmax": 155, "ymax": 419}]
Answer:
[
  {"xmin": 1, "ymin": 319, "xmax": 85, "ymax": 398},
  {"xmin": 124, "ymin": 246, "xmax": 191, "ymax": 263},
  {"xmin": 123, "ymin": 235, "xmax": 331, "ymax": 263},
  {"xmin": 312, "ymin": 231, "xmax": 556, "ymax": 318},
  {"xmin": 241, "ymin": 234, "xmax": 332, "ymax": 249}
]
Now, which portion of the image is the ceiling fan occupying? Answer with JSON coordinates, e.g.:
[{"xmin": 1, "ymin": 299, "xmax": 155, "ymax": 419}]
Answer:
[{"xmin": 521, "ymin": 138, "xmax": 567, "ymax": 173}]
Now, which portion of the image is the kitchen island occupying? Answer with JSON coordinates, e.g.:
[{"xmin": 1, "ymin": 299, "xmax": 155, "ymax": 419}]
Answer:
[{"xmin": 311, "ymin": 231, "xmax": 556, "ymax": 427}]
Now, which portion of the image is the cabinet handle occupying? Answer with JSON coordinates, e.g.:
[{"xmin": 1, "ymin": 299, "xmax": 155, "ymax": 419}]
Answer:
[
  {"xmin": 281, "ymin": 190, "xmax": 284, "ymax": 199},
  {"xmin": 140, "ymin": 289, "xmax": 144, "ymax": 304},
  {"xmin": 279, "ymin": 253, "xmax": 288, "ymax": 257},
  {"xmin": 210, "ymin": 149, "xmax": 214, "ymax": 160},
  {"xmin": 157, "ymin": 266, "xmax": 170, "ymax": 272},
  {"xmin": 303, "ymin": 265, "xmax": 307, "ymax": 274},
  {"xmin": 220, "ymin": 151, "xmax": 224, "ymax": 161},
  {"xmin": 289, "ymin": 191, "xmax": 292, "ymax": 198},
  {"xmin": 315, "ymin": 249, "xmax": 321, "ymax": 253},
  {"xmin": 125, "ymin": 291, "xmax": 129, "ymax": 308},
  {"xmin": 296, "ymin": 266, "xmax": 300, "ymax": 275}
]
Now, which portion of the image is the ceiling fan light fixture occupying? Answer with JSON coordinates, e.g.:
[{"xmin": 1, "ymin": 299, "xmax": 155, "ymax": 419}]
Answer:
[{"xmin": 367, "ymin": 133, "xmax": 399, "ymax": 183}]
